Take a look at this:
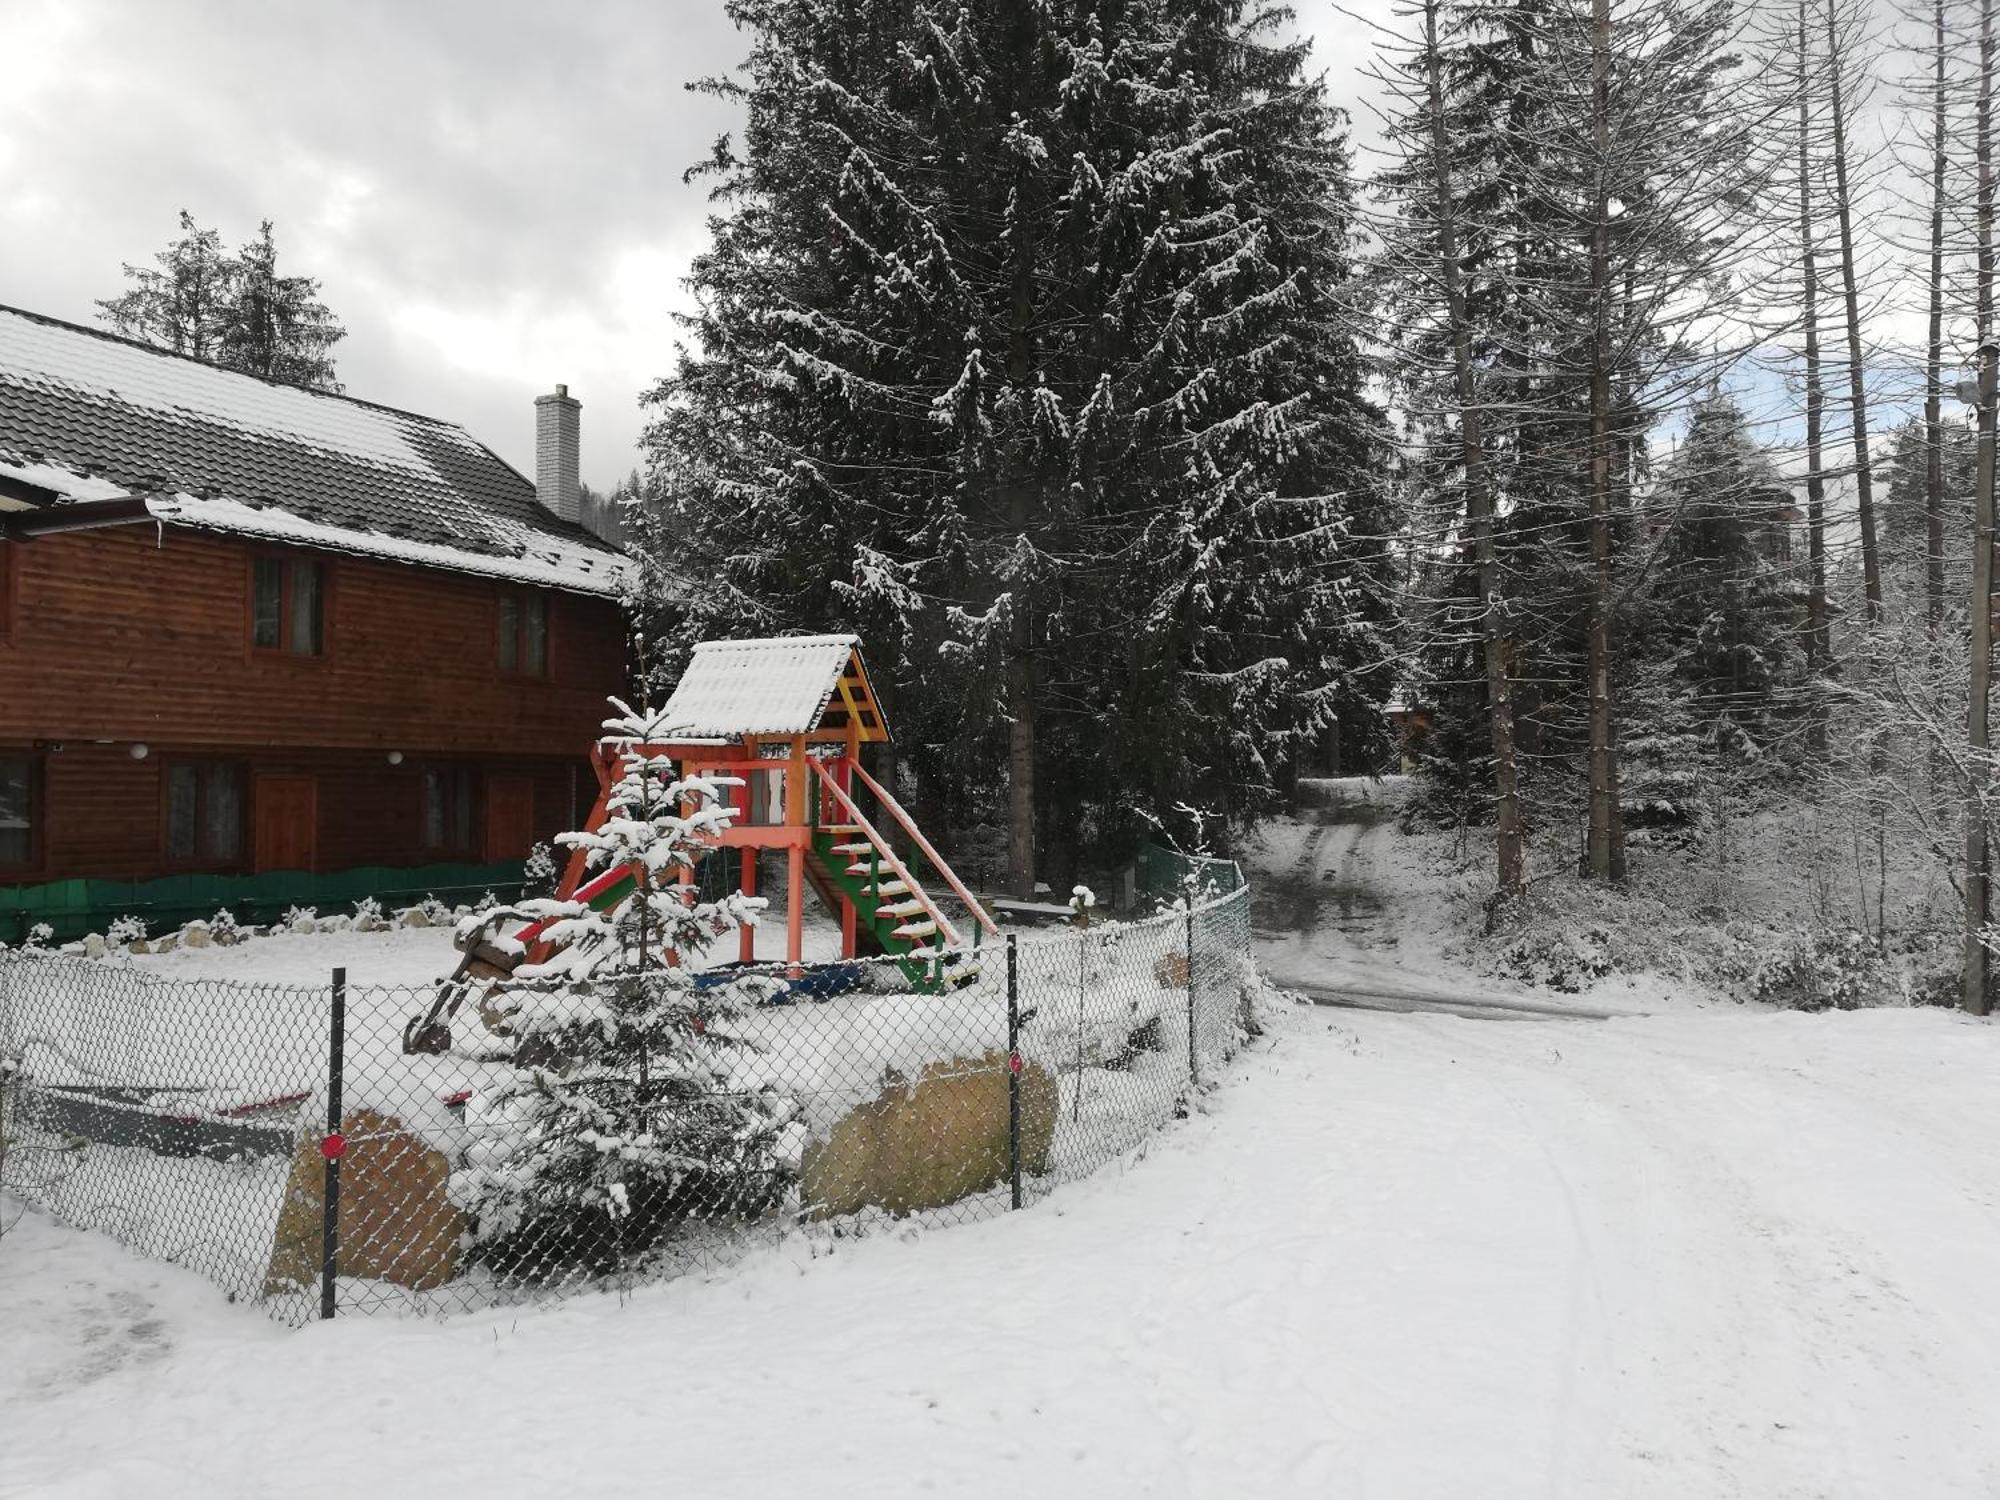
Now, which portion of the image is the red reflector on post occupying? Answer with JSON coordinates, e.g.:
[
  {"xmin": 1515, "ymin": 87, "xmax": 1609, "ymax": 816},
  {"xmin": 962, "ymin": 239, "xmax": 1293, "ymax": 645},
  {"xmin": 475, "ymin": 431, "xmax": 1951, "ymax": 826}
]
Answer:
[
  {"xmin": 1008, "ymin": 1051, "xmax": 1023, "ymax": 1075},
  {"xmin": 319, "ymin": 1132, "xmax": 347, "ymax": 1160}
]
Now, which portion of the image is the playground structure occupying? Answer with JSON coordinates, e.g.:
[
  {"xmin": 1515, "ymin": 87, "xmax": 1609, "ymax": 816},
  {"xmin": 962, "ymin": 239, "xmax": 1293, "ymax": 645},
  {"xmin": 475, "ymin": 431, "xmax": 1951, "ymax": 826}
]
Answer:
[{"xmin": 408, "ymin": 636, "xmax": 998, "ymax": 1050}]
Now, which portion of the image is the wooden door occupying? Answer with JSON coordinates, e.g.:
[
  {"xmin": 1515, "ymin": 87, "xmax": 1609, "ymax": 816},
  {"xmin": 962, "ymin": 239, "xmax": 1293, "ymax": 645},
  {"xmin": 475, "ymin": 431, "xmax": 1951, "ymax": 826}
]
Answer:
[
  {"xmin": 254, "ymin": 774, "xmax": 317, "ymax": 873},
  {"xmin": 484, "ymin": 773, "xmax": 536, "ymax": 861}
]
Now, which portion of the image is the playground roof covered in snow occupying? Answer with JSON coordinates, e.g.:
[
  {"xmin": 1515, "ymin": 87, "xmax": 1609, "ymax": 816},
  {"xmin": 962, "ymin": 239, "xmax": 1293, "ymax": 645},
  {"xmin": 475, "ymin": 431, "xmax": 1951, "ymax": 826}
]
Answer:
[
  {"xmin": 0, "ymin": 304, "xmax": 626, "ymax": 596},
  {"xmin": 657, "ymin": 635, "xmax": 890, "ymax": 743}
]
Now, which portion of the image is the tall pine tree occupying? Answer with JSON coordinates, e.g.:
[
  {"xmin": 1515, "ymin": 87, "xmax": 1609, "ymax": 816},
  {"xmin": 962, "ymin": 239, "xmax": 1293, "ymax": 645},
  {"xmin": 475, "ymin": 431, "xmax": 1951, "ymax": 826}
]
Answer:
[
  {"xmin": 99, "ymin": 212, "xmax": 346, "ymax": 391},
  {"xmin": 647, "ymin": 0, "xmax": 1395, "ymax": 890},
  {"xmin": 216, "ymin": 221, "xmax": 346, "ymax": 392}
]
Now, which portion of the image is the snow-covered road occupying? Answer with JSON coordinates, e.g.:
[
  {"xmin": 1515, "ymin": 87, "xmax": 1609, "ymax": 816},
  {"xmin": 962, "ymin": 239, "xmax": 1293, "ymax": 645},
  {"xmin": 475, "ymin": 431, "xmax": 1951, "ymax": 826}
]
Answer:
[{"xmin": 8, "ymin": 1003, "xmax": 2000, "ymax": 1498}]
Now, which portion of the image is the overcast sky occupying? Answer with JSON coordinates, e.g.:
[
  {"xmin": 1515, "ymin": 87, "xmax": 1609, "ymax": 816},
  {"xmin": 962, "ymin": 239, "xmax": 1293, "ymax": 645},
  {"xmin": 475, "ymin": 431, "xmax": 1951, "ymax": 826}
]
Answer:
[{"xmin": 3, "ymin": 0, "xmax": 1389, "ymax": 491}]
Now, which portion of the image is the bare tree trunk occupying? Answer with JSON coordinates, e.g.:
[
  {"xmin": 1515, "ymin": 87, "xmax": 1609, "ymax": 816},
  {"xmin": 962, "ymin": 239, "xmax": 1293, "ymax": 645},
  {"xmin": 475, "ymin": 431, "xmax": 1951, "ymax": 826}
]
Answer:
[
  {"xmin": 1967, "ymin": 0, "xmax": 1996, "ymax": 1017},
  {"xmin": 1927, "ymin": 0, "xmax": 1950, "ymax": 639},
  {"xmin": 1826, "ymin": 0, "xmax": 1884, "ymax": 624},
  {"xmin": 1002, "ymin": 91, "xmax": 1039, "ymax": 900},
  {"xmin": 1423, "ymin": 0, "xmax": 1526, "ymax": 897},
  {"xmin": 1005, "ymin": 635, "xmax": 1036, "ymax": 898},
  {"xmin": 1585, "ymin": 0, "xmax": 1625, "ymax": 882},
  {"xmin": 1798, "ymin": 1, "xmax": 1831, "ymax": 744}
]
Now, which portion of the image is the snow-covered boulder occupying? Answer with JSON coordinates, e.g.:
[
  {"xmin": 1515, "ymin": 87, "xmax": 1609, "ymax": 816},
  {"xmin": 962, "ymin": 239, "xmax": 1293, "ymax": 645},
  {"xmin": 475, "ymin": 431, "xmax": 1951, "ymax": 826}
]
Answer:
[
  {"xmin": 802, "ymin": 1051, "xmax": 1057, "ymax": 1219},
  {"xmin": 82, "ymin": 933, "xmax": 106, "ymax": 960},
  {"xmin": 264, "ymin": 1107, "xmax": 464, "ymax": 1295}
]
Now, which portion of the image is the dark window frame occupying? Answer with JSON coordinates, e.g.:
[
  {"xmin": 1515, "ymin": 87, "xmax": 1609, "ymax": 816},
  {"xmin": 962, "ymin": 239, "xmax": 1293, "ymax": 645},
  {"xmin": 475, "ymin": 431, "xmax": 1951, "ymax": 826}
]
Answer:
[
  {"xmin": 496, "ymin": 589, "xmax": 552, "ymax": 679},
  {"xmin": 421, "ymin": 765, "xmax": 481, "ymax": 857},
  {"xmin": 247, "ymin": 552, "xmax": 329, "ymax": 658},
  {"xmin": 162, "ymin": 758, "xmax": 249, "ymax": 872},
  {"xmin": 0, "ymin": 748, "xmax": 43, "ymax": 873}
]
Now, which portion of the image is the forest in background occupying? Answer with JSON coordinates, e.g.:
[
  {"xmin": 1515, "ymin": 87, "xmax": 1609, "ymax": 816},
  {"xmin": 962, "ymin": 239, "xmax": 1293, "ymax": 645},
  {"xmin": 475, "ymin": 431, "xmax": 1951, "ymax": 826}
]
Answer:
[{"xmin": 604, "ymin": 0, "xmax": 2000, "ymax": 1009}]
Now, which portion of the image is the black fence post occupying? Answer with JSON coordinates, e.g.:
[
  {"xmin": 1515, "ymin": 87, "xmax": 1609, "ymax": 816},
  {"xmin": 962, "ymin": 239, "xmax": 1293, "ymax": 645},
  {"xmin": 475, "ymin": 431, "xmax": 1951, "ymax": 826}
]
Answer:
[
  {"xmin": 1185, "ymin": 901, "xmax": 1199, "ymax": 1089},
  {"xmin": 1006, "ymin": 935, "xmax": 1022, "ymax": 1210},
  {"xmin": 320, "ymin": 965, "xmax": 347, "ymax": 1322}
]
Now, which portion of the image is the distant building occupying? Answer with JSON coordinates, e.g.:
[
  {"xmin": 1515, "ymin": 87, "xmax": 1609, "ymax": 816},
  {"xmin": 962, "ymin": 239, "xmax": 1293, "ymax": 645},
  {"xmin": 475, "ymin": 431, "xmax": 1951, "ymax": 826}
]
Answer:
[
  {"xmin": 0, "ymin": 304, "xmax": 628, "ymax": 937},
  {"xmin": 1747, "ymin": 482, "xmax": 1802, "ymax": 565}
]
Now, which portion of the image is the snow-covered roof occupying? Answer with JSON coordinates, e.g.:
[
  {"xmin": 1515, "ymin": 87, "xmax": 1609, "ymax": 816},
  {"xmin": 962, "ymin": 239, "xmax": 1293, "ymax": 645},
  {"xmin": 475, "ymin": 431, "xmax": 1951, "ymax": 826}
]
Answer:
[
  {"xmin": 659, "ymin": 635, "xmax": 887, "ymax": 741},
  {"xmin": 0, "ymin": 304, "xmax": 628, "ymax": 597}
]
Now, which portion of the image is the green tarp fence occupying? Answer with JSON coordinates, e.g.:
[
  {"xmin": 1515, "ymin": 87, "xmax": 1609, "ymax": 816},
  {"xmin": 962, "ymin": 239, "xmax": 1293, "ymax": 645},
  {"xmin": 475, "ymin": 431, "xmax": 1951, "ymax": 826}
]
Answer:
[
  {"xmin": 0, "ymin": 861, "xmax": 531, "ymax": 946},
  {"xmin": 1121, "ymin": 844, "xmax": 1246, "ymax": 911}
]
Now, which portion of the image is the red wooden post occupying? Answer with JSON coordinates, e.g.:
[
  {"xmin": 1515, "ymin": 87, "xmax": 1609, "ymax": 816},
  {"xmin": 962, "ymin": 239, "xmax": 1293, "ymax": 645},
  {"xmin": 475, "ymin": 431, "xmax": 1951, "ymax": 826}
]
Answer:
[
  {"xmin": 737, "ymin": 766, "xmax": 757, "ymax": 964},
  {"xmin": 784, "ymin": 736, "xmax": 807, "ymax": 973},
  {"xmin": 836, "ymin": 752, "xmax": 858, "ymax": 958}
]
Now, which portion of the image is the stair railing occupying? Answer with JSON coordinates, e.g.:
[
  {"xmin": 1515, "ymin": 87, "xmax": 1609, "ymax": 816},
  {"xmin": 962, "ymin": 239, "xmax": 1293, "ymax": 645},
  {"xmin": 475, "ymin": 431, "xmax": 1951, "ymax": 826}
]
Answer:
[
  {"xmin": 809, "ymin": 760, "xmax": 965, "ymax": 950},
  {"xmin": 842, "ymin": 759, "xmax": 1001, "ymax": 939}
]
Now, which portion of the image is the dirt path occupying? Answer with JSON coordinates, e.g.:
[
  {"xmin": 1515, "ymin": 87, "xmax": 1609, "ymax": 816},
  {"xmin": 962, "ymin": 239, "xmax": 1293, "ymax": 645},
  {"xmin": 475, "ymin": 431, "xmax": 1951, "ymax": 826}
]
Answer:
[{"xmin": 1249, "ymin": 778, "xmax": 1637, "ymax": 1020}]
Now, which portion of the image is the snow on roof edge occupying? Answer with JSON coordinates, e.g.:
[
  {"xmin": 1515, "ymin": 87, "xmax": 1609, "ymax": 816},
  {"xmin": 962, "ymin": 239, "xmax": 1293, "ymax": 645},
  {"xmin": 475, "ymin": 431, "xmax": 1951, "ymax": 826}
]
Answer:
[
  {"xmin": 145, "ymin": 493, "xmax": 630, "ymax": 599},
  {"xmin": 0, "ymin": 456, "xmax": 135, "ymax": 503}
]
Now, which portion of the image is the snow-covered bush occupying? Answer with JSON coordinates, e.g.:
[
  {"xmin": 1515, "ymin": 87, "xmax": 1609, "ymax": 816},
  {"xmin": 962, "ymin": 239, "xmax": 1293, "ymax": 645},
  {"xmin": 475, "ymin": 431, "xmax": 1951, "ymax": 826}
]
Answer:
[
  {"xmin": 351, "ymin": 897, "xmax": 384, "ymax": 930},
  {"xmin": 1493, "ymin": 919, "xmax": 1616, "ymax": 994},
  {"xmin": 522, "ymin": 840, "xmax": 560, "ymax": 900},
  {"xmin": 1749, "ymin": 929, "xmax": 1882, "ymax": 1012},
  {"xmin": 449, "ymin": 700, "xmax": 798, "ymax": 1281},
  {"xmin": 105, "ymin": 915, "xmax": 147, "ymax": 947},
  {"xmin": 282, "ymin": 905, "xmax": 318, "ymax": 934},
  {"xmin": 209, "ymin": 908, "xmax": 241, "ymax": 944},
  {"xmin": 23, "ymin": 923, "xmax": 52, "ymax": 949}
]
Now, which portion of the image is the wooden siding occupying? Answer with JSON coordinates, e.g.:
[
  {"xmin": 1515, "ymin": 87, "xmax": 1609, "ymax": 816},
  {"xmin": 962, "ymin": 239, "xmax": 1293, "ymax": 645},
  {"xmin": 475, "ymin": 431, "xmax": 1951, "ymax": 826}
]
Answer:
[
  {"xmin": 0, "ymin": 525, "xmax": 627, "ymax": 885},
  {"xmin": 11, "ymin": 742, "xmax": 581, "ymax": 883},
  {"xmin": 0, "ymin": 525, "xmax": 626, "ymax": 753}
]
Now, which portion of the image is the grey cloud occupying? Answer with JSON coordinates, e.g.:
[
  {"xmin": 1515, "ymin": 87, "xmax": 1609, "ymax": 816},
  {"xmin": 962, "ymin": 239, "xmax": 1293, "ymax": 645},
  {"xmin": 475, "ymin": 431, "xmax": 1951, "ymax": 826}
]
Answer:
[{"xmin": 5, "ymin": 0, "xmax": 1379, "ymax": 490}]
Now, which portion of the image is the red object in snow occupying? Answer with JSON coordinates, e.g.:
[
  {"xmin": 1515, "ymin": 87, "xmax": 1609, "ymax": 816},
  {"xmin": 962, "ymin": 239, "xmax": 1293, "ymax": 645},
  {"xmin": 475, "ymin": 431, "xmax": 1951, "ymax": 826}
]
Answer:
[{"xmin": 319, "ymin": 1132, "xmax": 347, "ymax": 1160}]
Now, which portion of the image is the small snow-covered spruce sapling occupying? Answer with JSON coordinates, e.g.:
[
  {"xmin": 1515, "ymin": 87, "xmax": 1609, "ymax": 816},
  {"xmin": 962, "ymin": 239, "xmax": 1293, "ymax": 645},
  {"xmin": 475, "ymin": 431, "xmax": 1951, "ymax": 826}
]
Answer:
[{"xmin": 449, "ymin": 701, "xmax": 799, "ymax": 1280}]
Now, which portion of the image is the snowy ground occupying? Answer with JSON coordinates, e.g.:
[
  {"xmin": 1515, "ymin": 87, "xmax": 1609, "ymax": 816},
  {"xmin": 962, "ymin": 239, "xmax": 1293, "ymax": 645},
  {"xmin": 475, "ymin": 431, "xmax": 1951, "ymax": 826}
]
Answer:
[
  {"xmin": 117, "ymin": 904, "xmax": 850, "ymax": 988},
  {"xmin": 8, "ymin": 788, "xmax": 2000, "ymax": 1496},
  {"xmin": 9, "ymin": 1002, "xmax": 2000, "ymax": 1497}
]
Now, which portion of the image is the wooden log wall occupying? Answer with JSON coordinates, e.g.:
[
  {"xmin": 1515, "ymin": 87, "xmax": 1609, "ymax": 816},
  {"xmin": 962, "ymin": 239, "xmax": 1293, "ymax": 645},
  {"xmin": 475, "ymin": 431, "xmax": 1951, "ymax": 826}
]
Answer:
[{"xmin": 0, "ymin": 525, "xmax": 626, "ymax": 882}]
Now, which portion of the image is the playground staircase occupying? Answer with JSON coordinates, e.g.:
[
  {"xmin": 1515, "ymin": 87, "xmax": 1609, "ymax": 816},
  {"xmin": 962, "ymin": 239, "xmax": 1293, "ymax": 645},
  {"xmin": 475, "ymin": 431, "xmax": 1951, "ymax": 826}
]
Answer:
[{"xmin": 808, "ymin": 758, "xmax": 994, "ymax": 992}]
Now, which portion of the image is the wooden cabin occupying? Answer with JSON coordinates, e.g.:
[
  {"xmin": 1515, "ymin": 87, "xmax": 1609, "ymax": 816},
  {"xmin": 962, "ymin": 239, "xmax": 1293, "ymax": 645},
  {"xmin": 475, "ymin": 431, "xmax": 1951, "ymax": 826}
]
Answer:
[{"xmin": 0, "ymin": 304, "xmax": 628, "ymax": 937}]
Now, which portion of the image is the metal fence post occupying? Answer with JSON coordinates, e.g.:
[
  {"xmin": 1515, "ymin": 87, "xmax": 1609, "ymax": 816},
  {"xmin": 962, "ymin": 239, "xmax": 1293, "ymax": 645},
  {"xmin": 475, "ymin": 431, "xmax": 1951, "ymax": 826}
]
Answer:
[
  {"xmin": 1006, "ymin": 934, "xmax": 1022, "ymax": 1210},
  {"xmin": 320, "ymin": 966, "xmax": 347, "ymax": 1321},
  {"xmin": 1185, "ymin": 901, "xmax": 1199, "ymax": 1089}
]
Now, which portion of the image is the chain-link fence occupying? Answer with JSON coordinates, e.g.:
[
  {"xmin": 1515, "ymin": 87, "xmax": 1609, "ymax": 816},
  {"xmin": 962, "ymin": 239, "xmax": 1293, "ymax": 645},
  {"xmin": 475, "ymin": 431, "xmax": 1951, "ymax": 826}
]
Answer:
[{"xmin": 0, "ymin": 886, "xmax": 1255, "ymax": 1326}]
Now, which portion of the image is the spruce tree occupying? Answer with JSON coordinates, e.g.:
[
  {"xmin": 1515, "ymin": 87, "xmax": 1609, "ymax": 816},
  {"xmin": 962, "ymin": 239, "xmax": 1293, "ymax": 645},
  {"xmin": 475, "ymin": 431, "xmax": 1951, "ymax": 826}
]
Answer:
[
  {"xmin": 215, "ymin": 221, "xmax": 346, "ymax": 392},
  {"xmin": 97, "ymin": 210, "xmax": 233, "ymax": 361},
  {"xmin": 1374, "ymin": 0, "xmax": 1784, "ymax": 875},
  {"xmin": 451, "ymin": 703, "xmax": 797, "ymax": 1279},
  {"xmin": 99, "ymin": 212, "xmax": 346, "ymax": 391},
  {"xmin": 1640, "ymin": 393, "xmax": 1808, "ymax": 772},
  {"xmin": 646, "ymin": 0, "xmax": 1394, "ymax": 888}
]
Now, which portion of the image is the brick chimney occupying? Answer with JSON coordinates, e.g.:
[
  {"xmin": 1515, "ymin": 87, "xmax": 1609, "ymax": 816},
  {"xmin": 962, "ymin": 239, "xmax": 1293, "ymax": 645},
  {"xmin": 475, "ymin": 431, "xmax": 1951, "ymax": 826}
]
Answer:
[{"xmin": 533, "ymin": 384, "xmax": 581, "ymax": 524}]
